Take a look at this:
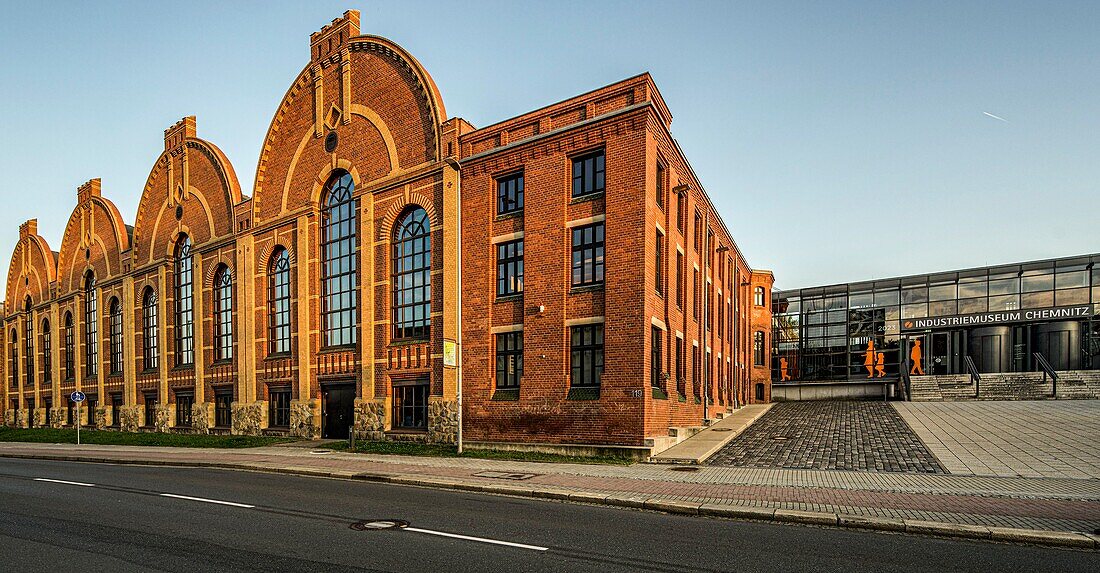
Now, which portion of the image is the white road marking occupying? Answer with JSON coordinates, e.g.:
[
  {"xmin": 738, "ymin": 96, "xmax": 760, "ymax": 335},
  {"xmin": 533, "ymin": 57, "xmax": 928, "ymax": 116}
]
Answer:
[
  {"xmin": 404, "ymin": 527, "xmax": 549, "ymax": 551},
  {"xmin": 34, "ymin": 478, "xmax": 95, "ymax": 487},
  {"xmin": 159, "ymin": 493, "xmax": 255, "ymax": 508}
]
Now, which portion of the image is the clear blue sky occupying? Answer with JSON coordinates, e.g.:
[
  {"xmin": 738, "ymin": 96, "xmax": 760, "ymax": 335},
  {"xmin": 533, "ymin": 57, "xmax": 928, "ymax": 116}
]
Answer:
[{"xmin": 1, "ymin": 1, "xmax": 1097, "ymax": 290}]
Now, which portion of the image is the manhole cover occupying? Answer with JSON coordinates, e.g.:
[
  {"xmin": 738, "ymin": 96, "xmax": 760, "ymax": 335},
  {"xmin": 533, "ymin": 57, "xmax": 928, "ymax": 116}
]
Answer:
[
  {"xmin": 711, "ymin": 428, "xmax": 733, "ymax": 432},
  {"xmin": 310, "ymin": 450, "xmax": 332, "ymax": 455},
  {"xmin": 669, "ymin": 466, "xmax": 700, "ymax": 472},
  {"xmin": 472, "ymin": 471, "xmax": 539, "ymax": 481},
  {"xmin": 350, "ymin": 519, "xmax": 409, "ymax": 531}
]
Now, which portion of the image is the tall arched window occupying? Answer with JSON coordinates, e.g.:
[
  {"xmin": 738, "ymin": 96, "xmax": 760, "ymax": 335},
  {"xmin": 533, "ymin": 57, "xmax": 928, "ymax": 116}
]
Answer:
[
  {"xmin": 174, "ymin": 235, "xmax": 194, "ymax": 366},
  {"xmin": 63, "ymin": 312, "xmax": 74, "ymax": 380},
  {"xmin": 142, "ymin": 287, "xmax": 158, "ymax": 371},
  {"xmin": 9, "ymin": 329, "xmax": 17, "ymax": 389},
  {"xmin": 320, "ymin": 171, "xmax": 357, "ymax": 347},
  {"xmin": 108, "ymin": 297, "xmax": 122, "ymax": 375},
  {"xmin": 269, "ymin": 248, "xmax": 291, "ymax": 355},
  {"xmin": 24, "ymin": 298, "xmax": 34, "ymax": 387},
  {"xmin": 41, "ymin": 318, "xmax": 51, "ymax": 383},
  {"xmin": 392, "ymin": 206, "xmax": 431, "ymax": 340},
  {"xmin": 84, "ymin": 272, "xmax": 98, "ymax": 377},
  {"xmin": 214, "ymin": 265, "xmax": 233, "ymax": 361}
]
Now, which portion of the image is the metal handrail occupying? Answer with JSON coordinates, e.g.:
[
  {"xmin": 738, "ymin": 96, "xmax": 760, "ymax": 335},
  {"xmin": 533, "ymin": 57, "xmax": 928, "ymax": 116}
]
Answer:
[
  {"xmin": 1033, "ymin": 352, "xmax": 1059, "ymax": 398},
  {"xmin": 964, "ymin": 356, "xmax": 981, "ymax": 398}
]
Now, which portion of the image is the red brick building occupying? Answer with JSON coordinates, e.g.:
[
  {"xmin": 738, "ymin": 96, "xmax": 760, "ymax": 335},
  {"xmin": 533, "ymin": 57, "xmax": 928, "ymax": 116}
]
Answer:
[{"xmin": 2, "ymin": 10, "xmax": 772, "ymax": 456}]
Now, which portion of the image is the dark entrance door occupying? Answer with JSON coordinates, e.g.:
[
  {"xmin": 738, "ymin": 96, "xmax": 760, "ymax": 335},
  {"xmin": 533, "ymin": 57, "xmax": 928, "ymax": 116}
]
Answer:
[
  {"xmin": 931, "ymin": 332, "xmax": 950, "ymax": 375},
  {"xmin": 1034, "ymin": 321, "xmax": 1081, "ymax": 371},
  {"xmin": 321, "ymin": 383, "xmax": 356, "ymax": 439}
]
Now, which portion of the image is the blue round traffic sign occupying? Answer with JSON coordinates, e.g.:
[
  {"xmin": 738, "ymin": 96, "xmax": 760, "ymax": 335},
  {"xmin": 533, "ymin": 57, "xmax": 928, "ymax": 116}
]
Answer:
[{"xmin": 70, "ymin": 391, "xmax": 86, "ymax": 403}]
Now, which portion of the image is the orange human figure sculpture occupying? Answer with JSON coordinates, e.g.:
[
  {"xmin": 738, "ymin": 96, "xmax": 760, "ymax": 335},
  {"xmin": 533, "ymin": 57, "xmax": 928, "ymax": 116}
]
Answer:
[
  {"xmin": 910, "ymin": 339, "xmax": 925, "ymax": 375},
  {"xmin": 780, "ymin": 357, "xmax": 791, "ymax": 381},
  {"xmin": 864, "ymin": 340, "xmax": 876, "ymax": 378},
  {"xmin": 875, "ymin": 352, "xmax": 886, "ymax": 377}
]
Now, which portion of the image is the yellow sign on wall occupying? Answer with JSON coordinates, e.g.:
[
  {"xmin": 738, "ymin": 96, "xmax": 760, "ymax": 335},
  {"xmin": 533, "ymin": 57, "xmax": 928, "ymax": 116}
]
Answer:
[{"xmin": 443, "ymin": 340, "xmax": 457, "ymax": 368}]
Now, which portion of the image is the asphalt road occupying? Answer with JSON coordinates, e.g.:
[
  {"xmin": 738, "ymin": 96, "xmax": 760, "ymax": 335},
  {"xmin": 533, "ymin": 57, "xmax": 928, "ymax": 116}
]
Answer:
[{"xmin": 0, "ymin": 458, "xmax": 1095, "ymax": 573}]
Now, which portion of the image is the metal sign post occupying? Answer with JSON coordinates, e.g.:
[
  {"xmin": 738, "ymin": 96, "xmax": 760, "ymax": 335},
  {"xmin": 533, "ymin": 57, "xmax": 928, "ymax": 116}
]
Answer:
[{"xmin": 70, "ymin": 391, "xmax": 86, "ymax": 446}]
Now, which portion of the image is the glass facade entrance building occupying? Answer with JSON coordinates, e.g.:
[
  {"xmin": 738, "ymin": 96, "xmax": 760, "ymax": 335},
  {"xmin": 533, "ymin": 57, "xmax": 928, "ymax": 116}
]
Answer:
[{"xmin": 772, "ymin": 254, "xmax": 1100, "ymax": 382}]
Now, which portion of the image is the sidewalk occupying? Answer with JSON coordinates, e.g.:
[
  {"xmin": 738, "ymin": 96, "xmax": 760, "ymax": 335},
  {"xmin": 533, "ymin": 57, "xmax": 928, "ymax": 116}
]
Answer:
[{"xmin": 2, "ymin": 441, "xmax": 1097, "ymax": 549}]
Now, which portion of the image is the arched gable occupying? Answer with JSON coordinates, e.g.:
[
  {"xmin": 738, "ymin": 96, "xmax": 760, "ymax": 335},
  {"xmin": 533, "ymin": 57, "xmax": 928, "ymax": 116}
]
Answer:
[
  {"xmin": 55, "ymin": 179, "xmax": 130, "ymax": 296},
  {"xmin": 131, "ymin": 116, "xmax": 242, "ymax": 268},
  {"xmin": 251, "ymin": 11, "xmax": 447, "ymax": 225},
  {"xmin": 5, "ymin": 220, "xmax": 57, "ymax": 310}
]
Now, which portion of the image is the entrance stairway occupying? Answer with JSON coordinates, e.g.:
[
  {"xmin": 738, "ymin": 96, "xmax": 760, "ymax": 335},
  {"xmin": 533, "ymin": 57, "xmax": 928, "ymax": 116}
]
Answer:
[{"xmin": 909, "ymin": 370, "xmax": 1100, "ymax": 401}]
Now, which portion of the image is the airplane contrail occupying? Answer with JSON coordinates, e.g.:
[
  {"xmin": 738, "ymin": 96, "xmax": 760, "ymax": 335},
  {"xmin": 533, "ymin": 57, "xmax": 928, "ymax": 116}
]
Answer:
[{"xmin": 983, "ymin": 111, "xmax": 1008, "ymax": 122}]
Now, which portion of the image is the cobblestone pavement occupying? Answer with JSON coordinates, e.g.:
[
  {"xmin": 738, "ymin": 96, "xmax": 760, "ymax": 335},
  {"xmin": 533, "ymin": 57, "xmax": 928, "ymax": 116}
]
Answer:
[
  {"xmin": 706, "ymin": 401, "xmax": 947, "ymax": 473},
  {"xmin": 4, "ymin": 441, "xmax": 1099, "ymax": 533},
  {"xmin": 894, "ymin": 401, "xmax": 1100, "ymax": 479}
]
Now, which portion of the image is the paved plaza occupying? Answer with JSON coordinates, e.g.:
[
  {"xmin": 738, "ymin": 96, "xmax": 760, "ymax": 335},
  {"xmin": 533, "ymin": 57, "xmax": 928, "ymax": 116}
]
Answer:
[
  {"xmin": 706, "ymin": 402, "xmax": 947, "ymax": 473},
  {"xmin": 894, "ymin": 401, "xmax": 1100, "ymax": 479}
]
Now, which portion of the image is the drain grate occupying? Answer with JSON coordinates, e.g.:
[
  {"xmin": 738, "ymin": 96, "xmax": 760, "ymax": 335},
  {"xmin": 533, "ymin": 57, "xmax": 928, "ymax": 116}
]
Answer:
[
  {"xmin": 711, "ymin": 428, "xmax": 733, "ymax": 432},
  {"xmin": 350, "ymin": 519, "xmax": 409, "ymax": 531},
  {"xmin": 472, "ymin": 471, "xmax": 539, "ymax": 481},
  {"xmin": 771, "ymin": 436, "xmax": 789, "ymax": 441},
  {"xmin": 669, "ymin": 466, "xmax": 700, "ymax": 472}
]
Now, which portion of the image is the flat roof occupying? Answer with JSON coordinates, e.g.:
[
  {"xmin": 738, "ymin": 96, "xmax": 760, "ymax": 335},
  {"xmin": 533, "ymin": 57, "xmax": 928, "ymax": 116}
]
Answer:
[{"xmin": 775, "ymin": 252, "xmax": 1100, "ymax": 297}]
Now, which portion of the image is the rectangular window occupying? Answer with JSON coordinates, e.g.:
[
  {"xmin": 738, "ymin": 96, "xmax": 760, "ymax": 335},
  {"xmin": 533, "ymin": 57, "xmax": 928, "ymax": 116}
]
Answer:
[
  {"xmin": 570, "ymin": 324, "xmax": 604, "ymax": 387},
  {"xmin": 692, "ymin": 345, "xmax": 700, "ymax": 398},
  {"xmin": 269, "ymin": 388, "xmax": 291, "ymax": 428},
  {"xmin": 393, "ymin": 381, "xmax": 429, "ymax": 430},
  {"xmin": 496, "ymin": 239, "xmax": 524, "ymax": 297},
  {"xmin": 215, "ymin": 392, "xmax": 232, "ymax": 428},
  {"xmin": 143, "ymin": 392, "xmax": 157, "ymax": 427},
  {"xmin": 175, "ymin": 393, "xmax": 194, "ymax": 427},
  {"xmin": 655, "ymin": 231, "xmax": 665, "ymax": 295},
  {"xmin": 571, "ymin": 222, "xmax": 605, "ymax": 287},
  {"xmin": 655, "ymin": 162, "xmax": 666, "ymax": 210},
  {"xmin": 110, "ymin": 394, "xmax": 122, "ymax": 427},
  {"xmin": 693, "ymin": 269, "xmax": 700, "ymax": 319},
  {"xmin": 676, "ymin": 190, "xmax": 685, "ymax": 231},
  {"xmin": 651, "ymin": 326, "xmax": 663, "ymax": 388},
  {"xmin": 754, "ymin": 331, "xmax": 766, "ymax": 366},
  {"xmin": 675, "ymin": 337, "xmax": 685, "ymax": 396},
  {"xmin": 571, "ymin": 150, "xmax": 605, "ymax": 198},
  {"xmin": 676, "ymin": 251, "xmax": 684, "ymax": 309},
  {"xmin": 705, "ymin": 285, "xmax": 711, "ymax": 331},
  {"xmin": 495, "ymin": 331, "xmax": 523, "ymax": 389},
  {"xmin": 693, "ymin": 210, "xmax": 703, "ymax": 252},
  {"xmin": 497, "ymin": 172, "xmax": 524, "ymax": 215},
  {"xmin": 718, "ymin": 296, "xmax": 724, "ymax": 339}
]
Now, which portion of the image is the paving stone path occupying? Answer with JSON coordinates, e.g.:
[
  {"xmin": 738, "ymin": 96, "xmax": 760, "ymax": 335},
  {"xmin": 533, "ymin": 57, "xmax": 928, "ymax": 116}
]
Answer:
[
  {"xmin": 706, "ymin": 401, "xmax": 947, "ymax": 473},
  {"xmin": 3, "ymin": 442, "xmax": 1098, "ymax": 533}
]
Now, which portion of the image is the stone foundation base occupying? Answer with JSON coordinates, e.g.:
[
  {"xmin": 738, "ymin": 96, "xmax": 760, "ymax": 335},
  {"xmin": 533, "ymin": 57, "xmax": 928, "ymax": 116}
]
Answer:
[
  {"xmin": 119, "ymin": 406, "xmax": 142, "ymax": 433},
  {"xmin": 289, "ymin": 400, "xmax": 318, "ymax": 438},
  {"xmin": 50, "ymin": 408, "xmax": 67, "ymax": 429},
  {"xmin": 30, "ymin": 408, "xmax": 47, "ymax": 428},
  {"xmin": 353, "ymin": 399, "xmax": 385, "ymax": 440},
  {"xmin": 232, "ymin": 402, "xmax": 263, "ymax": 436},
  {"xmin": 190, "ymin": 403, "xmax": 210, "ymax": 434},
  {"xmin": 427, "ymin": 398, "xmax": 458, "ymax": 444},
  {"xmin": 94, "ymin": 406, "xmax": 109, "ymax": 430},
  {"xmin": 154, "ymin": 405, "xmax": 171, "ymax": 433}
]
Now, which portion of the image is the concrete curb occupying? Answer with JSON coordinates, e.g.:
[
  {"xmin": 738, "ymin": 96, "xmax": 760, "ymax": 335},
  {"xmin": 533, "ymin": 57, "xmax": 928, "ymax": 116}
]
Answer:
[{"xmin": 3, "ymin": 451, "xmax": 1096, "ymax": 551}]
